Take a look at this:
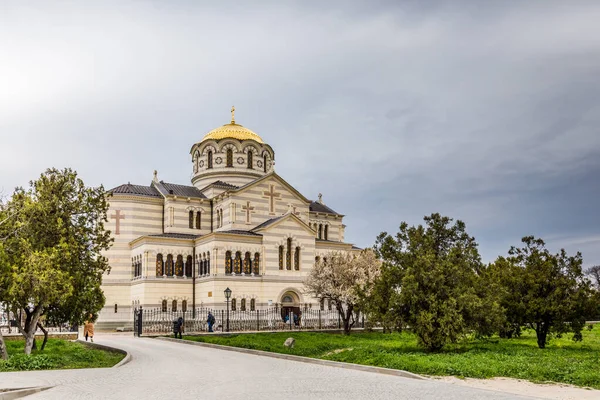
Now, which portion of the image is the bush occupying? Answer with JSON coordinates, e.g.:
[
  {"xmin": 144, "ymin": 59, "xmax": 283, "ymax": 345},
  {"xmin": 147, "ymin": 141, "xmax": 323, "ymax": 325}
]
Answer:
[{"xmin": 0, "ymin": 354, "xmax": 55, "ymax": 371}]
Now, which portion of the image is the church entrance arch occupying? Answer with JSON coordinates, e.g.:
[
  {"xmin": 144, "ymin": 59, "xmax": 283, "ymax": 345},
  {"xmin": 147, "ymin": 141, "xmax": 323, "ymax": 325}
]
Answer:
[{"xmin": 279, "ymin": 290, "xmax": 301, "ymax": 325}]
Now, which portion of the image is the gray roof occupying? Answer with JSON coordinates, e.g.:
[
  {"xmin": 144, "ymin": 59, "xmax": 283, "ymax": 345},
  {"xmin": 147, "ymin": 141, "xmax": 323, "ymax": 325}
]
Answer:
[
  {"xmin": 252, "ymin": 216, "xmax": 285, "ymax": 231},
  {"xmin": 109, "ymin": 183, "xmax": 162, "ymax": 198},
  {"xmin": 309, "ymin": 201, "xmax": 340, "ymax": 215},
  {"xmin": 148, "ymin": 233, "xmax": 202, "ymax": 240},
  {"xmin": 218, "ymin": 230, "xmax": 262, "ymax": 237},
  {"xmin": 154, "ymin": 181, "xmax": 207, "ymax": 198},
  {"xmin": 210, "ymin": 180, "xmax": 239, "ymax": 190}
]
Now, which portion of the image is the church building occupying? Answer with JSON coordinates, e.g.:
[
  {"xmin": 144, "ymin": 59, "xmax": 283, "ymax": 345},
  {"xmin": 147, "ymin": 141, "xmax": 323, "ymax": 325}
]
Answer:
[{"xmin": 99, "ymin": 108, "xmax": 357, "ymax": 329}]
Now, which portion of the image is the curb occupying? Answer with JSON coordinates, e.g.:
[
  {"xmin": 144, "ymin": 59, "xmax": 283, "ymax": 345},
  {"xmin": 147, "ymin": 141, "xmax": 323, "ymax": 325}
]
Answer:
[
  {"xmin": 76, "ymin": 340, "xmax": 132, "ymax": 368},
  {"xmin": 156, "ymin": 336, "xmax": 426, "ymax": 381},
  {"xmin": 0, "ymin": 386, "xmax": 52, "ymax": 400}
]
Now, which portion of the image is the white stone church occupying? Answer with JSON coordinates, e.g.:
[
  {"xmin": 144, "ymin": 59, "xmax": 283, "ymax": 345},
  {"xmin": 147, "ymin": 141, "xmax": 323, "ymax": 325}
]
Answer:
[{"xmin": 98, "ymin": 108, "xmax": 357, "ymax": 329}]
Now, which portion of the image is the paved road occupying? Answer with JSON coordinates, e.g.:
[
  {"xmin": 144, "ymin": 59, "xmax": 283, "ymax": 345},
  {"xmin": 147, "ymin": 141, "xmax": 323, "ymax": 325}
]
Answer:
[{"xmin": 0, "ymin": 334, "xmax": 538, "ymax": 400}]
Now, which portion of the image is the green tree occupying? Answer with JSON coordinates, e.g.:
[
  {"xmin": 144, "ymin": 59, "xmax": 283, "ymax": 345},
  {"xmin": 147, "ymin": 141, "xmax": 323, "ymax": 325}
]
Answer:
[
  {"xmin": 494, "ymin": 236, "xmax": 596, "ymax": 349},
  {"xmin": 0, "ymin": 168, "xmax": 112, "ymax": 355},
  {"xmin": 587, "ymin": 265, "xmax": 600, "ymax": 290},
  {"xmin": 374, "ymin": 213, "xmax": 503, "ymax": 351},
  {"xmin": 0, "ymin": 242, "xmax": 9, "ymax": 360}
]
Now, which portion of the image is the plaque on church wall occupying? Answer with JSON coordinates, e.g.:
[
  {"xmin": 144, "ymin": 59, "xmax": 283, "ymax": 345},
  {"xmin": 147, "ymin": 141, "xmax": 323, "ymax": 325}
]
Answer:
[
  {"xmin": 215, "ymin": 157, "xmax": 222, "ymax": 164},
  {"xmin": 237, "ymin": 157, "xmax": 244, "ymax": 165},
  {"xmin": 199, "ymin": 160, "xmax": 204, "ymax": 167}
]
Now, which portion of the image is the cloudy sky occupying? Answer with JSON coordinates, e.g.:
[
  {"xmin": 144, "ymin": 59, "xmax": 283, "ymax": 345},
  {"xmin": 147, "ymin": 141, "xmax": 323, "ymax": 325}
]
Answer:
[{"xmin": 1, "ymin": 0, "xmax": 599, "ymax": 265}]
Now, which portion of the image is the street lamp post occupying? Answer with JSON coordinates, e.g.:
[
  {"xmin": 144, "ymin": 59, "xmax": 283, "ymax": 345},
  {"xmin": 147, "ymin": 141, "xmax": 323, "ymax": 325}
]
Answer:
[{"xmin": 224, "ymin": 287, "xmax": 232, "ymax": 333}]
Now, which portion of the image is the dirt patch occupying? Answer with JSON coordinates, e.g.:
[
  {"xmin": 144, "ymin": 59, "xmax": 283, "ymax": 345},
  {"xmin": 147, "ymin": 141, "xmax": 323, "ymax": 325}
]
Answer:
[
  {"xmin": 433, "ymin": 376, "xmax": 600, "ymax": 400},
  {"xmin": 323, "ymin": 348, "xmax": 353, "ymax": 357}
]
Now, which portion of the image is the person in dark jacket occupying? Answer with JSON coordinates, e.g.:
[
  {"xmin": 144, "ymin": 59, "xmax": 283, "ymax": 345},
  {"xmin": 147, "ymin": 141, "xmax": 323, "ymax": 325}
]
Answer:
[
  {"xmin": 173, "ymin": 317, "xmax": 184, "ymax": 339},
  {"xmin": 207, "ymin": 312, "xmax": 215, "ymax": 332}
]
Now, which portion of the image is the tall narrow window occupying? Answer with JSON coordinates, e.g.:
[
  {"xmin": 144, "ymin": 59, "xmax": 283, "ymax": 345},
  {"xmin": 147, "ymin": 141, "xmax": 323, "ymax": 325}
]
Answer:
[
  {"xmin": 175, "ymin": 255, "xmax": 184, "ymax": 276},
  {"xmin": 226, "ymin": 149, "xmax": 233, "ymax": 167},
  {"xmin": 263, "ymin": 154, "xmax": 267, "ymax": 172},
  {"xmin": 241, "ymin": 298, "xmax": 246, "ymax": 311},
  {"xmin": 166, "ymin": 254, "xmax": 174, "ymax": 276},
  {"xmin": 253, "ymin": 253, "xmax": 260, "ymax": 275},
  {"xmin": 189, "ymin": 210, "xmax": 194, "ymax": 228},
  {"xmin": 234, "ymin": 251, "xmax": 242, "ymax": 274},
  {"xmin": 182, "ymin": 300, "xmax": 187, "ymax": 313},
  {"xmin": 250, "ymin": 298, "xmax": 256, "ymax": 311},
  {"xmin": 196, "ymin": 212, "xmax": 201, "ymax": 229},
  {"xmin": 294, "ymin": 247, "xmax": 301, "ymax": 271},
  {"xmin": 114, "ymin": 304, "xmax": 118, "ymax": 313},
  {"xmin": 328, "ymin": 299, "xmax": 332, "ymax": 311},
  {"xmin": 318, "ymin": 224, "xmax": 323, "ymax": 239},
  {"xmin": 244, "ymin": 252, "xmax": 252, "ymax": 274},
  {"xmin": 286, "ymin": 238, "xmax": 292, "ymax": 270},
  {"xmin": 225, "ymin": 251, "xmax": 232, "ymax": 274},
  {"xmin": 185, "ymin": 255, "xmax": 192, "ymax": 277},
  {"xmin": 324, "ymin": 225, "xmax": 328, "ymax": 240},
  {"xmin": 156, "ymin": 254, "xmax": 164, "ymax": 276},
  {"xmin": 162, "ymin": 300, "xmax": 167, "ymax": 312},
  {"xmin": 207, "ymin": 252, "xmax": 211, "ymax": 274},
  {"xmin": 172, "ymin": 300, "xmax": 177, "ymax": 312},
  {"xmin": 247, "ymin": 151, "xmax": 253, "ymax": 169},
  {"xmin": 208, "ymin": 151, "xmax": 213, "ymax": 169},
  {"xmin": 278, "ymin": 246, "xmax": 284, "ymax": 270},
  {"xmin": 320, "ymin": 299, "xmax": 325, "ymax": 311},
  {"xmin": 231, "ymin": 298, "xmax": 236, "ymax": 311}
]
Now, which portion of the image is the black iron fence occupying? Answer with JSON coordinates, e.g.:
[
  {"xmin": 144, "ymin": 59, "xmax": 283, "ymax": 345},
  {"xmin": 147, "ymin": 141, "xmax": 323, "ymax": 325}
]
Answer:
[{"xmin": 133, "ymin": 306, "xmax": 365, "ymax": 336}]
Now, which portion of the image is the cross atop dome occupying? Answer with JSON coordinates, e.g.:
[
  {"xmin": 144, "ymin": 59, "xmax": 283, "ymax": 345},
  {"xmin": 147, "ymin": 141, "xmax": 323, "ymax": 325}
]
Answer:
[{"xmin": 231, "ymin": 106, "xmax": 235, "ymax": 124}]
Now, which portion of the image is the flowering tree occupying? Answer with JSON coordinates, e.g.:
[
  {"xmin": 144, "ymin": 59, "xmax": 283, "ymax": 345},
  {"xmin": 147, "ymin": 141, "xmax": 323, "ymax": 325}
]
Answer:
[{"xmin": 304, "ymin": 249, "xmax": 381, "ymax": 334}]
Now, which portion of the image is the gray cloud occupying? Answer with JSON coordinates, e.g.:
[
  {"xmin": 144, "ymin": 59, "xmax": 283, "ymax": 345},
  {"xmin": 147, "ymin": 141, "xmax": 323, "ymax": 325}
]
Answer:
[{"xmin": 1, "ymin": 0, "xmax": 599, "ymax": 265}]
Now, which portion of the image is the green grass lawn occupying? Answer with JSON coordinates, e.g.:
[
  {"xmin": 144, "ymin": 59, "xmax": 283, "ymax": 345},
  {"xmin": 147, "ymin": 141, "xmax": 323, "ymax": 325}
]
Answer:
[
  {"xmin": 0, "ymin": 339, "xmax": 125, "ymax": 371},
  {"xmin": 183, "ymin": 327, "xmax": 600, "ymax": 389}
]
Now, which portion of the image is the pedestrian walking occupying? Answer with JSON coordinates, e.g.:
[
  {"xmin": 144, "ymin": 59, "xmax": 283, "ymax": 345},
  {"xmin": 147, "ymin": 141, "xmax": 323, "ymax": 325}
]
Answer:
[
  {"xmin": 207, "ymin": 311, "xmax": 215, "ymax": 332},
  {"xmin": 173, "ymin": 317, "xmax": 184, "ymax": 339},
  {"xmin": 84, "ymin": 314, "xmax": 95, "ymax": 342}
]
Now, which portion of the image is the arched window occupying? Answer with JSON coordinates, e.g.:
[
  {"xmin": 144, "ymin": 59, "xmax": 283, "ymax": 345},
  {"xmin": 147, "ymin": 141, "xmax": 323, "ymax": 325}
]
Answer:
[
  {"xmin": 226, "ymin": 149, "xmax": 233, "ymax": 167},
  {"xmin": 189, "ymin": 210, "xmax": 194, "ymax": 229},
  {"xmin": 182, "ymin": 300, "xmax": 187, "ymax": 313},
  {"xmin": 263, "ymin": 154, "xmax": 267, "ymax": 172},
  {"xmin": 172, "ymin": 300, "xmax": 177, "ymax": 312},
  {"xmin": 241, "ymin": 298, "xmax": 246, "ymax": 311},
  {"xmin": 207, "ymin": 151, "xmax": 213, "ymax": 169},
  {"xmin": 175, "ymin": 255, "xmax": 184, "ymax": 276},
  {"xmin": 234, "ymin": 251, "xmax": 242, "ymax": 274},
  {"xmin": 196, "ymin": 212, "xmax": 201, "ymax": 229},
  {"xmin": 286, "ymin": 238, "xmax": 292, "ymax": 270},
  {"xmin": 315, "ymin": 256, "xmax": 320, "ymax": 264},
  {"xmin": 320, "ymin": 299, "xmax": 324, "ymax": 311},
  {"xmin": 328, "ymin": 299, "xmax": 332, "ymax": 311},
  {"xmin": 324, "ymin": 225, "xmax": 328, "ymax": 240},
  {"xmin": 253, "ymin": 253, "xmax": 260, "ymax": 275},
  {"xmin": 225, "ymin": 251, "xmax": 232, "ymax": 274},
  {"xmin": 207, "ymin": 251, "xmax": 211, "ymax": 274},
  {"xmin": 318, "ymin": 224, "xmax": 323, "ymax": 239},
  {"xmin": 294, "ymin": 247, "xmax": 301, "ymax": 271},
  {"xmin": 162, "ymin": 299, "xmax": 167, "ymax": 312},
  {"xmin": 231, "ymin": 298, "xmax": 237, "ymax": 311},
  {"xmin": 114, "ymin": 304, "xmax": 118, "ymax": 313},
  {"xmin": 247, "ymin": 151, "xmax": 253, "ymax": 169},
  {"xmin": 166, "ymin": 254, "xmax": 174, "ymax": 276},
  {"xmin": 243, "ymin": 252, "xmax": 252, "ymax": 274},
  {"xmin": 185, "ymin": 255, "xmax": 192, "ymax": 277},
  {"xmin": 278, "ymin": 246, "xmax": 284, "ymax": 270},
  {"xmin": 156, "ymin": 253, "xmax": 164, "ymax": 276},
  {"xmin": 250, "ymin": 298, "xmax": 256, "ymax": 311}
]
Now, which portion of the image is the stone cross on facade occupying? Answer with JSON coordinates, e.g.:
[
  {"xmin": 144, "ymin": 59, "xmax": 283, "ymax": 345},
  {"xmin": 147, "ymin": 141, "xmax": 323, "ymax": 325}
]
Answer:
[
  {"xmin": 111, "ymin": 210, "xmax": 125, "ymax": 235},
  {"xmin": 242, "ymin": 201, "xmax": 255, "ymax": 224},
  {"xmin": 262, "ymin": 184, "xmax": 281, "ymax": 214}
]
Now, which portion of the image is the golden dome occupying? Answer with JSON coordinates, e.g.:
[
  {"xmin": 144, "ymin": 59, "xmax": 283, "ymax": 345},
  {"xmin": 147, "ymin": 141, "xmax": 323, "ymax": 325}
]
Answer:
[{"xmin": 201, "ymin": 106, "xmax": 264, "ymax": 143}]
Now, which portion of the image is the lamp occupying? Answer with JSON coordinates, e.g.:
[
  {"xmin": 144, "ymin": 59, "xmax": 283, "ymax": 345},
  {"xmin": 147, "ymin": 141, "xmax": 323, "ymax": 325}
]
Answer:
[{"xmin": 224, "ymin": 287, "xmax": 232, "ymax": 332}]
